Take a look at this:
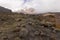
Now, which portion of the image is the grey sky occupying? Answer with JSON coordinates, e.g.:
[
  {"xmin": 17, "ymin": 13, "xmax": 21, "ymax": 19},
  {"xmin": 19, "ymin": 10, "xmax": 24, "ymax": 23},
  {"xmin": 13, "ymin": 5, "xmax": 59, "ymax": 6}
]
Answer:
[{"xmin": 0, "ymin": 0, "xmax": 60, "ymax": 13}]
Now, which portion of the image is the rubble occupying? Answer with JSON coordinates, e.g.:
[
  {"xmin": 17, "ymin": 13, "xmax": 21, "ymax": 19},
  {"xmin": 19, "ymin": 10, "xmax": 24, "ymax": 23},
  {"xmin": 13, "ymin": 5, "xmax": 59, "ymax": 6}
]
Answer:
[{"xmin": 0, "ymin": 13, "xmax": 57, "ymax": 40}]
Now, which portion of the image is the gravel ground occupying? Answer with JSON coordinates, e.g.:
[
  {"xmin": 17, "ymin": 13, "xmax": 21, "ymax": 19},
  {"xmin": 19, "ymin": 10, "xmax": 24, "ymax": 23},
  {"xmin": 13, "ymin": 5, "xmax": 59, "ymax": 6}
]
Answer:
[{"xmin": 0, "ymin": 13, "xmax": 58, "ymax": 40}]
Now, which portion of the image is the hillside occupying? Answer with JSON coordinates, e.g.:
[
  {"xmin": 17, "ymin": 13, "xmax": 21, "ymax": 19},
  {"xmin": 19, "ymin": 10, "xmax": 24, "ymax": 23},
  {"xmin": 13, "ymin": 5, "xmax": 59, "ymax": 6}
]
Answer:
[
  {"xmin": 0, "ymin": 6, "xmax": 60, "ymax": 40},
  {"xmin": 0, "ymin": 12, "xmax": 57, "ymax": 40},
  {"xmin": 0, "ymin": 6, "xmax": 12, "ymax": 13}
]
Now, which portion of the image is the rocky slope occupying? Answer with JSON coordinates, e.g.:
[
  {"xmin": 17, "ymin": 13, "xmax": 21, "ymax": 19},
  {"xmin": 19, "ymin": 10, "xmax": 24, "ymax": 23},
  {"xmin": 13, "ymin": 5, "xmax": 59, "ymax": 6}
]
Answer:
[
  {"xmin": 0, "ymin": 6, "xmax": 59, "ymax": 40},
  {"xmin": 0, "ymin": 12, "xmax": 56, "ymax": 40}
]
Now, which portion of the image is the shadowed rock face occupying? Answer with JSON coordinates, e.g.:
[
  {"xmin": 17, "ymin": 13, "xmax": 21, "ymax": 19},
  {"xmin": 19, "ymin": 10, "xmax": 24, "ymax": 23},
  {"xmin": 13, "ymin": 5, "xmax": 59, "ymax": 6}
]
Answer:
[
  {"xmin": 0, "ymin": 13, "xmax": 56, "ymax": 40},
  {"xmin": 0, "ymin": 6, "xmax": 12, "ymax": 13}
]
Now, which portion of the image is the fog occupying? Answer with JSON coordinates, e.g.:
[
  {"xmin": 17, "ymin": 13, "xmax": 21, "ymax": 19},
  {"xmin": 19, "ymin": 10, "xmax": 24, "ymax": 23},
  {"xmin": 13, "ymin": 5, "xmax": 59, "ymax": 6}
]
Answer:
[{"xmin": 0, "ymin": 0, "xmax": 60, "ymax": 13}]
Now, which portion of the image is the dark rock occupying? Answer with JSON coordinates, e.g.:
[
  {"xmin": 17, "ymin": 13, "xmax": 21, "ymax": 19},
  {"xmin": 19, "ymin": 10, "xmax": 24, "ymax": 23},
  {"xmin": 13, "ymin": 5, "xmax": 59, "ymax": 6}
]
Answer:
[{"xmin": 0, "ymin": 6, "xmax": 12, "ymax": 13}]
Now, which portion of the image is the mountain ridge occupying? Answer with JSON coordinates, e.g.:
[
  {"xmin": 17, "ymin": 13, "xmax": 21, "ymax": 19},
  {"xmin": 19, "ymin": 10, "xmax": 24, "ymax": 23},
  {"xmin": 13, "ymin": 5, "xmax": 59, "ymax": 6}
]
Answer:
[{"xmin": 0, "ymin": 6, "xmax": 12, "ymax": 13}]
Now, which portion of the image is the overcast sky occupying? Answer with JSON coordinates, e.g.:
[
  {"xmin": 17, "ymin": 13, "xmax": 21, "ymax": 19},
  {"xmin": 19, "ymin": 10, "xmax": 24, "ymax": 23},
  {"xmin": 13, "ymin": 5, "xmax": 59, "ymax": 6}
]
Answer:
[{"xmin": 0, "ymin": 0, "xmax": 60, "ymax": 13}]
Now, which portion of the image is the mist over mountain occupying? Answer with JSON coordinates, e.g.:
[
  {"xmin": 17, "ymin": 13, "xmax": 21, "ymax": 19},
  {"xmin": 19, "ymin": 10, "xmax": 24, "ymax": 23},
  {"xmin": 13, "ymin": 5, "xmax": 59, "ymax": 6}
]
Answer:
[{"xmin": 0, "ymin": 0, "xmax": 60, "ymax": 13}]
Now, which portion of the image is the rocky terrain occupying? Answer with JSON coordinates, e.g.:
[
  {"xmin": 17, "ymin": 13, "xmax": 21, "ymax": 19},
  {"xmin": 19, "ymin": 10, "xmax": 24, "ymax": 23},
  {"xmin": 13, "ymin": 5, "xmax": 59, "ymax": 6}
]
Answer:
[
  {"xmin": 0, "ymin": 6, "xmax": 60, "ymax": 40},
  {"xmin": 0, "ymin": 13, "xmax": 56, "ymax": 40}
]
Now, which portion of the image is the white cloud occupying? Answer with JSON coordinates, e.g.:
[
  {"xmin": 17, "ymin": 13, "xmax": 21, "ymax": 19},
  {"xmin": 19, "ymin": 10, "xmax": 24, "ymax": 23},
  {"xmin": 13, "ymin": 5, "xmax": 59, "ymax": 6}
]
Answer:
[
  {"xmin": 0, "ymin": 0, "xmax": 60, "ymax": 13},
  {"xmin": 0, "ymin": 0, "xmax": 23, "ymax": 11}
]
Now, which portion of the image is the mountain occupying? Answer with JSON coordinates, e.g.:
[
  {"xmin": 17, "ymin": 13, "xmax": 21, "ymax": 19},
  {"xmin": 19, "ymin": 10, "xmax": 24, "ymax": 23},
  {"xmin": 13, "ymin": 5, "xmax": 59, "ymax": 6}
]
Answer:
[{"xmin": 0, "ymin": 6, "xmax": 12, "ymax": 13}]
